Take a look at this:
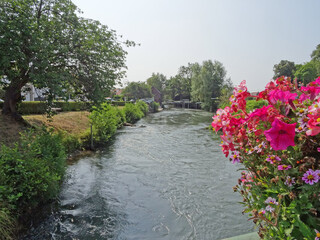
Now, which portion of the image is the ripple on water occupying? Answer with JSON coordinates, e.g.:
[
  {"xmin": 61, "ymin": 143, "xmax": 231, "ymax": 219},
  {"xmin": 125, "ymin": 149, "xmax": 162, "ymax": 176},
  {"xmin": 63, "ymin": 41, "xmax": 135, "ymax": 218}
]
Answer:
[{"xmin": 22, "ymin": 109, "xmax": 253, "ymax": 240}]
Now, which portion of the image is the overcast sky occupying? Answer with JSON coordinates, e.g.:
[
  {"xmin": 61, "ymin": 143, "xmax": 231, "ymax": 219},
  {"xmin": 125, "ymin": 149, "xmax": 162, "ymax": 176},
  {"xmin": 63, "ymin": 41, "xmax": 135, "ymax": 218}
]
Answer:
[{"xmin": 72, "ymin": 0, "xmax": 320, "ymax": 91}]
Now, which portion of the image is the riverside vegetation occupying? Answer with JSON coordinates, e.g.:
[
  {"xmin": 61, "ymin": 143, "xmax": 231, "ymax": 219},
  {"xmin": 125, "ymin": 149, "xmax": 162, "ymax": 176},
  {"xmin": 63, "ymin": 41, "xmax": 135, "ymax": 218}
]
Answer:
[{"xmin": 0, "ymin": 100, "xmax": 152, "ymax": 239}]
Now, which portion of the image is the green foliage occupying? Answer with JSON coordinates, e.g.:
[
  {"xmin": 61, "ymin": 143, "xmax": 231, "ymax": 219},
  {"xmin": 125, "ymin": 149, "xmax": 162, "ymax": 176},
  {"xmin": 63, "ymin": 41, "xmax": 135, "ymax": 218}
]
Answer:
[
  {"xmin": 191, "ymin": 60, "xmax": 227, "ymax": 111},
  {"xmin": 17, "ymin": 101, "xmax": 89, "ymax": 115},
  {"xmin": 17, "ymin": 101, "xmax": 47, "ymax": 114},
  {"xmin": 0, "ymin": 129, "xmax": 66, "ymax": 214},
  {"xmin": 311, "ymin": 44, "xmax": 320, "ymax": 61},
  {"xmin": 218, "ymin": 78, "xmax": 233, "ymax": 109},
  {"xmin": 58, "ymin": 130, "xmax": 91, "ymax": 153},
  {"xmin": 0, "ymin": 0, "xmax": 134, "ymax": 115},
  {"xmin": 246, "ymin": 99, "xmax": 268, "ymax": 112},
  {"xmin": 146, "ymin": 73, "xmax": 167, "ymax": 95},
  {"xmin": 122, "ymin": 82, "xmax": 152, "ymax": 100},
  {"xmin": 123, "ymin": 103, "xmax": 145, "ymax": 124},
  {"xmin": 0, "ymin": 209, "xmax": 15, "ymax": 240},
  {"xmin": 54, "ymin": 101, "xmax": 89, "ymax": 112},
  {"xmin": 89, "ymin": 103, "xmax": 121, "ymax": 142},
  {"xmin": 111, "ymin": 101, "xmax": 126, "ymax": 106},
  {"xmin": 294, "ymin": 61, "xmax": 320, "ymax": 85},
  {"xmin": 150, "ymin": 101, "xmax": 160, "ymax": 112},
  {"xmin": 135, "ymin": 100, "xmax": 149, "ymax": 115},
  {"xmin": 273, "ymin": 60, "xmax": 296, "ymax": 79}
]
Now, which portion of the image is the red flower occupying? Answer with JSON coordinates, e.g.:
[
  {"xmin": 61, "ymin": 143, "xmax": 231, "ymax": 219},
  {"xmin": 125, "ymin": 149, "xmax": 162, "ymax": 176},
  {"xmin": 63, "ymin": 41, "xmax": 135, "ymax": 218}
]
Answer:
[{"xmin": 264, "ymin": 118, "xmax": 296, "ymax": 150}]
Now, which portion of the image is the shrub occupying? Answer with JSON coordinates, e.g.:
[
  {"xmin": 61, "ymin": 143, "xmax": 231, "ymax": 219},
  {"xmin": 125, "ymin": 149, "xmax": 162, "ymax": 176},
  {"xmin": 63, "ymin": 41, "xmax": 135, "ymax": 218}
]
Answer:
[
  {"xmin": 54, "ymin": 101, "xmax": 89, "ymax": 111},
  {"xmin": 89, "ymin": 103, "xmax": 122, "ymax": 142},
  {"xmin": 17, "ymin": 101, "xmax": 89, "ymax": 115},
  {"xmin": 111, "ymin": 101, "xmax": 126, "ymax": 106},
  {"xmin": 135, "ymin": 100, "xmax": 149, "ymax": 115},
  {"xmin": 17, "ymin": 101, "xmax": 47, "ymax": 114},
  {"xmin": 0, "ymin": 129, "xmax": 66, "ymax": 214},
  {"xmin": 123, "ymin": 103, "xmax": 144, "ymax": 124},
  {"xmin": 0, "ymin": 209, "xmax": 14, "ymax": 240},
  {"xmin": 150, "ymin": 101, "xmax": 160, "ymax": 112},
  {"xmin": 212, "ymin": 76, "xmax": 320, "ymax": 239},
  {"xmin": 246, "ymin": 99, "xmax": 268, "ymax": 112}
]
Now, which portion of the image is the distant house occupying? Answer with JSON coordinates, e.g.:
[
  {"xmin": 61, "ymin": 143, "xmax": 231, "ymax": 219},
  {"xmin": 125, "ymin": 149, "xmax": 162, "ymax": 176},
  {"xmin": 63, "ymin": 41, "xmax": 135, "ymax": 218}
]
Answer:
[
  {"xmin": 113, "ymin": 88, "xmax": 123, "ymax": 96},
  {"xmin": 250, "ymin": 91, "xmax": 259, "ymax": 97},
  {"xmin": 151, "ymin": 86, "xmax": 162, "ymax": 104}
]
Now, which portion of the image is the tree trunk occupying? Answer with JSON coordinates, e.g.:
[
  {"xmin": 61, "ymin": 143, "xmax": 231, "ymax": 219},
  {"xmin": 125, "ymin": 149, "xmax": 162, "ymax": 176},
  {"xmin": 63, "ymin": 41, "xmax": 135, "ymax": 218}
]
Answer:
[{"xmin": 2, "ymin": 83, "xmax": 26, "ymax": 123}]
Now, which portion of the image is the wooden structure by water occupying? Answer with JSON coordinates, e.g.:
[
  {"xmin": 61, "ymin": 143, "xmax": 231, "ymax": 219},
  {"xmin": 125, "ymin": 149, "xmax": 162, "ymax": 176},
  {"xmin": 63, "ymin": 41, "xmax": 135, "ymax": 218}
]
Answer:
[{"xmin": 163, "ymin": 100, "xmax": 202, "ymax": 109}]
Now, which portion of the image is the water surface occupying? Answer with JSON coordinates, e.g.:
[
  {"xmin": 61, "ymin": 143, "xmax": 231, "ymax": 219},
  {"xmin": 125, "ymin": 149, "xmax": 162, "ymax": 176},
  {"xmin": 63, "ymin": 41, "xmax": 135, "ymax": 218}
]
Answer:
[{"xmin": 24, "ymin": 109, "xmax": 253, "ymax": 240}]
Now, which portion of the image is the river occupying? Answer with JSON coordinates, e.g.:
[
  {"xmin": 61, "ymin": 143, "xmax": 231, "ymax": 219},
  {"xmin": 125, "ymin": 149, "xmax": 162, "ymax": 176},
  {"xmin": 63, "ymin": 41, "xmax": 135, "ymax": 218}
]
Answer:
[{"xmin": 23, "ymin": 109, "xmax": 253, "ymax": 240}]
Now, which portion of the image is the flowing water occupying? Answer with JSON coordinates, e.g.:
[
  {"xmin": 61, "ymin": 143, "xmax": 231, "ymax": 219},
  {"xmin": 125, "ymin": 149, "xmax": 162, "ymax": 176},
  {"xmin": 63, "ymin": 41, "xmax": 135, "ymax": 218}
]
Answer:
[{"xmin": 23, "ymin": 109, "xmax": 253, "ymax": 240}]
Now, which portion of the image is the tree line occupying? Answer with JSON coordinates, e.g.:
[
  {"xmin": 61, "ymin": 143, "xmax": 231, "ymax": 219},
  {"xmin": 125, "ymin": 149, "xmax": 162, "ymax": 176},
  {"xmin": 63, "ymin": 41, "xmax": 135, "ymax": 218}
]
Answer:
[
  {"xmin": 122, "ymin": 60, "xmax": 232, "ymax": 111},
  {"xmin": 273, "ymin": 44, "xmax": 320, "ymax": 85}
]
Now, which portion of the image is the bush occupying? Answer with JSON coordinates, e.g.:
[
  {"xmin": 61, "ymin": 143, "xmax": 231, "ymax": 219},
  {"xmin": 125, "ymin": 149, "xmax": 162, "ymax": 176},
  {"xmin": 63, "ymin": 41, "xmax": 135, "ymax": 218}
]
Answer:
[
  {"xmin": 0, "ymin": 129, "xmax": 66, "ymax": 214},
  {"xmin": 246, "ymin": 99, "xmax": 268, "ymax": 112},
  {"xmin": 54, "ymin": 101, "xmax": 89, "ymax": 111},
  {"xmin": 150, "ymin": 101, "xmax": 160, "ymax": 112},
  {"xmin": 111, "ymin": 101, "xmax": 125, "ymax": 106},
  {"xmin": 89, "ymin": 103, "xmax": 123, "ymax": 142},
  {"xmin": 0, "ymin": 209, "xmax": 14, "ymax": 240},
  {"xmin": 17, "ymin": 101, "xmax": 47, "ymax": 114},
  {"xmin": 123, "ymin": 103, "xmax": 144, "ymax": 124},
  {"xmin": 17, "ymin": 101, "xmax": 89, "ymax": 115},
  {"xmin": 135, "ymin": 100, "xmax": 149, "ymax": 115},
  {"xmin": 212, "ymin": 77, "xmax": 320, "ymax": 239}
]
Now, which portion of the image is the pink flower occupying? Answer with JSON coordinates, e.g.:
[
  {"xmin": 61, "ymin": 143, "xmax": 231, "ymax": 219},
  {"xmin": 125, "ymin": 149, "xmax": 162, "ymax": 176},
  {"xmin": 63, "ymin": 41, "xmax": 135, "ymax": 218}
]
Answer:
[
  {"xmin": 230, "ymin": 151, "xmax": 241, "ymax": 164},
  {"xmin": 264, "ymin": 118, "xmax": 296, "ymax": 151},
  {"xmin": 266, "ymin": 155, "xmax": 281, "ymax": 164},
  {"xmin": 264, "ymin": 197, "xmax": 278, "ymax": 212},
  {"xmin": 278, "ymin": 164, "xmax": 292, "ymax": 170},
  {"xmin": 315, "ymin": 229, "xmax": 320, "ymax": 240},
  {"xmin": 268, "ymin": 90, "xmax": 297, "ymax": 105},
  {"xmin": 306, "ymin": 117, "xmax": 320, "ymax": 136},
  {"xmin": 248, "ymin": 105, "xmax": 272, "ymax": 122},
  {"xmin": 284, "ymin": 176, "xmax": 295, "ymax": 187},
  {"xmin": 302, "ymin": 169, "xmax": 319, "ymax": 185}
]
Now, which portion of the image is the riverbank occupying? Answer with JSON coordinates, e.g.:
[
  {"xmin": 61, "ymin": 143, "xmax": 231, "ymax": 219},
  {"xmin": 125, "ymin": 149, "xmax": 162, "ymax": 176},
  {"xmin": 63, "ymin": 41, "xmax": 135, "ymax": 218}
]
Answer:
[{"xmin": 0, "ymin": 101, "xmax": 154, "ymax": 239}]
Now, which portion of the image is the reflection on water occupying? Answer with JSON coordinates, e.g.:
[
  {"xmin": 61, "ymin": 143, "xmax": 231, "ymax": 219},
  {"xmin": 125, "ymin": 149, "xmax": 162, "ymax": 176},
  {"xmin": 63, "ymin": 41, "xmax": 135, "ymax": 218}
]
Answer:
[{"xmin": 23, "ymin": 109, "xmax": 253, "ymax": 240}]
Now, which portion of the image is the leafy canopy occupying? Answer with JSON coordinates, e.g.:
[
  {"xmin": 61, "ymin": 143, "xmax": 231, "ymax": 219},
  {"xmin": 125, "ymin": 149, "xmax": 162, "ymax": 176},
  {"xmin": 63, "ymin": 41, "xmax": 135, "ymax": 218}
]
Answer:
[{"xmin": 0, "ymin": 0, "xmax": 134, "ymax": 114}]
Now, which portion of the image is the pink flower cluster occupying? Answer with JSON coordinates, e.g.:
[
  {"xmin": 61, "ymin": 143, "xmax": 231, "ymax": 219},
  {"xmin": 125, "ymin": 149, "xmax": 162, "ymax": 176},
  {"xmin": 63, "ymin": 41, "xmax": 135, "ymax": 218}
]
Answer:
[{"xmin": 212, "ymin": 76, "xmax": 320, "ymax": 187}]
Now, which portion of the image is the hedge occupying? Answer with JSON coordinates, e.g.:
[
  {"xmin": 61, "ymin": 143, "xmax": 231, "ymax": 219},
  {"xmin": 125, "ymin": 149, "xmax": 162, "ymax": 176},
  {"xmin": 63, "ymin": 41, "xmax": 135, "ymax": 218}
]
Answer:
[{"xmin": 16, "ymin": 101, "xmax": 89, "ymax": 115}]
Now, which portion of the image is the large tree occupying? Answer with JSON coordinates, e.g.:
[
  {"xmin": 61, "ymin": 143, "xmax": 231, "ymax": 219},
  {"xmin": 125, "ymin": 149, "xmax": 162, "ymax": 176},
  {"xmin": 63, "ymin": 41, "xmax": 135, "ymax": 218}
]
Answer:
[
  {"xmin": 294, "ymin": 61, "xmax": 320, "ymax": 85},
  {"xmin": 122, "ymin": 81, "xmax": 152, "ymax": 100},
  {"xmin": 311, "ymin": 44, "xmax": 320, "ymax": 61},
  {"xmin": 273, "ymin": 60, "xmax": 296, "ymax": 80},
  {"xmin": 191, "ymin": 60, "xmax": 226, "ymax": 111},
  {"xmin": 0, "ymin": 0, "xmax": 133, "ymax": 121},
  {"xmin": 146, "ymin": 73, "xmax": 167, "ymax": 94},
  {"xmin": 165, "ymin": 64, "xmax": 193, "ymax": 101}
]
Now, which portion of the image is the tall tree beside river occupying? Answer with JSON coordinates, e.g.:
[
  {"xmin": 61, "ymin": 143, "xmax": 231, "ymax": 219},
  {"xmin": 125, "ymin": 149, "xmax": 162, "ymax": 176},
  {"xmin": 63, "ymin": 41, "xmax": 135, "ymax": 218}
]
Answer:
[
  {"xmin": 0, "ymin": 0, "xmax": 134, "ymax": 121},
  {"xmin": 191, "ymin": 60, "xmax": 227, "ymax": 111}
]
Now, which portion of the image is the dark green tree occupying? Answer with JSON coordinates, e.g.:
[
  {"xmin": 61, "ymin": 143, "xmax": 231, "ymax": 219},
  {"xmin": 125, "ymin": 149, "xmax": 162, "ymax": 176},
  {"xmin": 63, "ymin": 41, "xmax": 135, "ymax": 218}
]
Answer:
[
  {"xmin": 165, "ymin": 64, "xmax": 193, "ymax": 101},
  {"xmin": 294, "ymin": 61, "xmax": 319, "ymax": 85},
  {"xmin": 146, "ymin": 73, "xmax": 167, "ymax": 94},
  {"xmin": 311, "ymin": 44, "xmax": 320, "ymax": 61},
  {"xmin": 122, "ymin": 82, "xmax": 152, "ymax": 100},
  {"xmin": 273, "ymin": 60, "xmax": 296, "ymax": 79},
  {"xmin": 0, "ymin": 0, "xmax": 134, "ymax": 121}
]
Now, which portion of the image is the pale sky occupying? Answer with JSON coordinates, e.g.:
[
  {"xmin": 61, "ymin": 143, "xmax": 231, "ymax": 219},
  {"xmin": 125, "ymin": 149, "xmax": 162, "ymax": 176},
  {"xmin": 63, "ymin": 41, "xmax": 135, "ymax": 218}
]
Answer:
[{"xmin": 72, "ymin": 0, "xmax": 320, "ymax": 92}]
